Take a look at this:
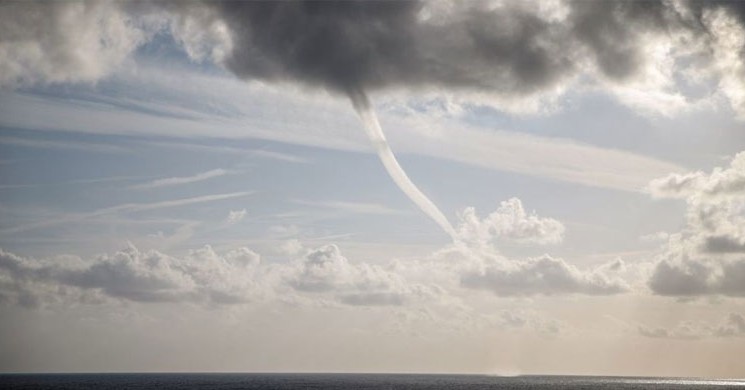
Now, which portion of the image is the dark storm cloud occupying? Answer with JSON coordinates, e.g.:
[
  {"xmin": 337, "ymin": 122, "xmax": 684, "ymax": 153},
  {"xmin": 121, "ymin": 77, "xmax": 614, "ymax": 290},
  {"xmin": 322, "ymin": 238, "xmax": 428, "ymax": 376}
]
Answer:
[
  {"xmin": 568, "ymin": 0, "xmax": 674, "ymax": 81},
  {"xmin": 208, "ymin": 0, "xmax": 745, "ymax": 96},
  {"xmin": 568, "ymin": 1, "xmax": 743, "ymax": 82},
  {"xmin": 687, "ymin": 0, "xmax": 745, "ymax": 26},
  {"xmin": 214, "ymin": 1, "xmax": 578, "ymax": 96},
  {"xmin": 3, "ymin": 0, "xmax": 745, "ymax": 103}
]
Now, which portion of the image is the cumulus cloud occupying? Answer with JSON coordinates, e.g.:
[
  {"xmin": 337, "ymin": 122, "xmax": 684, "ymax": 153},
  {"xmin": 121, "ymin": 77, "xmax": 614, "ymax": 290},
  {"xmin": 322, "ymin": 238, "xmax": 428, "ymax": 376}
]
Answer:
[
  {"xmin": 226, "ymin": 208, "xmax": 247, "ymax": 224},
  {"xmin": 704, "ymin": 6, "xmax": 745, "ymax": 120},
  {"xmin": 456, "ymin": 198, "xmax": 565, "ymax": 246},
  {"xmin": 647, "ymin": 152, "xmax": 745, "ymax": 297},
  {"xmin": 160, "ymin": 1, "xmax": 233, "ymax": 64},
  {"xmin": 638, "ymin": 312, "xmax": 745, "ymax": 340},
  {"xmin": 649, "ymin": 253, "xmax": 745, "ymax": 297},
  {"xmin": 648, "ymin": 171, "xmax": 708, "ymax": 200},
  {"xmin": 383, "ymin": 197, "xmax": 627, "ymax": 297},
  {"xmin": 0, "ymin": 224, "xmax": 639, "ymax": 316},
  {"xmin": 0, "ymin": 243, "xmax": 445, "ymax": 309},
  {"xmin": 0, "ymin": 244, "xmax": 263, "ymax": 307},
  {"xmin": 460, "ymin": 253, "xmax": 629, "ymax": 297},
  {"xmin": 2, "ymin": 1, "xmax": 745, "ymax": 116},
  {"xmin": 0, "ymin": 2, "xmax": 145, "ymax": 87},
  {"xmin": 287, "ymin": 244, "xmax": 438, "ymax": 306},
  {"xmin": 648, "ymin": 152, "xmax": 745, "ymax": 200},
  {"xmin": 0, "ymin": 1, "xmax": 230, "ymax": 88}
]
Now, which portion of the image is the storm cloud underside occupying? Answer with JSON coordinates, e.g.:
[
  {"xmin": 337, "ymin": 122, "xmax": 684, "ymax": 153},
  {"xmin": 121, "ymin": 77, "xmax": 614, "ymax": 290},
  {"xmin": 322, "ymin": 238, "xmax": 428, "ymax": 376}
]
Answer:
[{"xmin": 3, "ymin": 1, "xmax": 745, "ymax": 98}]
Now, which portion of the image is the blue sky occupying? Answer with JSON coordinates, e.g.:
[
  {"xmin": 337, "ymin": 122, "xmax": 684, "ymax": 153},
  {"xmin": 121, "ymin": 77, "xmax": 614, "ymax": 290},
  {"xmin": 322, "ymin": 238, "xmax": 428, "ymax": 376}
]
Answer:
[{"xmin": 1, "ymin": 0, "xmax": 745, "ymax": 376}]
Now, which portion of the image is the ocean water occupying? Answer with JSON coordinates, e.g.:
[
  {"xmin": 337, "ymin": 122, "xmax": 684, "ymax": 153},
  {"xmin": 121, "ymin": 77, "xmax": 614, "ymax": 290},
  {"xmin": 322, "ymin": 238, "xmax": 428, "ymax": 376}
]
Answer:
[{"xmin": 0, "ymin": 374, "xmax": 743, "ymax": 389}]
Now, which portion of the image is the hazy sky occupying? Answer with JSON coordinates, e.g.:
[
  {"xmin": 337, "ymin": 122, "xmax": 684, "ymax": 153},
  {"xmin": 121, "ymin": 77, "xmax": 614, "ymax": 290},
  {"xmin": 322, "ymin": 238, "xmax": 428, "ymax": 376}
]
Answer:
[{"xmin": 1, "ymin": 0, "xmax": 745, "ymax": 377}]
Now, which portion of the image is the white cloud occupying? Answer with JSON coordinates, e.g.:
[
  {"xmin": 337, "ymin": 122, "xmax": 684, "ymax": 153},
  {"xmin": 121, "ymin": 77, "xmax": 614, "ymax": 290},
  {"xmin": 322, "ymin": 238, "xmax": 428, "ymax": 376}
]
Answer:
[
  {"xmin": 648, "ymin": 152, "xmax": 745, "ymax": 200},
  {"xmin": 703, "ymin": 7, "xmax": 745, "ymax": 120},
  {"xmin": 140, "ymin": 142, "xmax": 310, "ymax": 164},
  {"xmin": 0, "ymin": 244, "xmax": 263, "ymax": 307},
  {"xmin": 107, "ymin": 192, "xmax": 253, "ymax": 214},
  {"xmin": 165, "ymin": 1, "xmax": 233, "ymax": 64},
  {"xmin": 279, "ymin": 239, "xmax": 303, "ymax": 256},
  {"xmin": 130, "ymin": 169, "xmax": 228, "ymax": 190},
  {"xmin": 0, "ymin": 2, "xmax": 146, "ymax": 87},
  {"xmin": 646, "ymin": 152, "xmax": 745, "ymax": 297},
  {"xmin": 388, "ymin": 112, "xmax": 687, "ymax": 193},
  {"xmin": 287, "ymin": 244, "xmax": 439, "ymax": 306},
  {"xmin": 456, "ymin": 198, "xmax": 565, "ymax": 246},
  {"xmin": 226, "ymin": 209, "xmax": 247, "ymax": 224},
  {"xmin": 412, "ymin": 240, "xmax": 630, "ymax": 297},
  {"xmin": 293, "ymin": 200, "xmax": 405, "ymax": 215},
  {"xmin": 460, "ymin": 253, "xmax": 629, "ymax": 297},
  {"xmin": 0, "ymin": 229, "xmax": 640, "ymax": 313},
  {"xmin": 0, "ymin": 243, "xmax": 443, "ymax": 309},
  {"xmin": 248, "ymin": 149, "xmax": 309, "ymax": 164},
  {"xmin": 0, "ymin": 2, "xmax": 232, "ymax": 89},
  {"xmin": 638, "ymin": 313, "xmax": 745, "ymax": 340}
]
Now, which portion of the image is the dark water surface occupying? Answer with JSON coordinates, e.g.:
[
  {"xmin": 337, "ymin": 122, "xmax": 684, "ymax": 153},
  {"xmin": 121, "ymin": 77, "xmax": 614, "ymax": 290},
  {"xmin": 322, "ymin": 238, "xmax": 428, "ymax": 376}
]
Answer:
[{"xmin": 1, "ymin": 373, "xmax": 743, "ymax": 389}]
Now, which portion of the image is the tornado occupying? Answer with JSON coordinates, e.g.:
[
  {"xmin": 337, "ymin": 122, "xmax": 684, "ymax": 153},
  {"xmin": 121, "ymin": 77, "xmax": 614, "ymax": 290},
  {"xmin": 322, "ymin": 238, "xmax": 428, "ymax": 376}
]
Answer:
[{"xmin": 348, "ymin": 89, "xmax": 457, "ymax": 241}]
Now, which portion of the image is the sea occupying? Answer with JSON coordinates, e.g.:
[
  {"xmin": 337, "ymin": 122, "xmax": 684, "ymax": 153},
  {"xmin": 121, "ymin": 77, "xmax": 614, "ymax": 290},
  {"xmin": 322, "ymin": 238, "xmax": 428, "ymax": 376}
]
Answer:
[{"xmin": 0, "ymin": 374, "xmax": 744, "ymax": 389}]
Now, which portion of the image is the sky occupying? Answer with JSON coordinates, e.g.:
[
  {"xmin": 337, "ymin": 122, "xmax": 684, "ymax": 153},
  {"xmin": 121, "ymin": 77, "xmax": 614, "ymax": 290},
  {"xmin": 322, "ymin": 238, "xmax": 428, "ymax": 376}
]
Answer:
[{"xmin": 1, "ymin": 0, "xmax": 745, "ymax": 377}]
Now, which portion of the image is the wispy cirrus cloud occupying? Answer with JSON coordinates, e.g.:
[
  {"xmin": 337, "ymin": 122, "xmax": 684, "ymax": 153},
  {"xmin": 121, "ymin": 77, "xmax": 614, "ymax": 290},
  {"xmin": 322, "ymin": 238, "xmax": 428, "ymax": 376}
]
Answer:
[
  {"xmin": 129, "ymin": 169, "xmax": 230, "ymax": 190},
  {"xmin": 248, "ymin": 149, "xmax": 309, "ymax": 164},
  {"xmin": 1, "ymin": 191, "xmax": 254, "ymax": 235},
  {"xmin": 0, "ymin": 64, "xmax": 687, "ymax": 194},
  {"xmin": 292, "ymin": 199, "xmax": 406, "ymax": 216},
  {"xmin": 0, "ymin": 135, "xmax": 128, "ymax": 154},
  {"xmin": 141, "ymin": 141, "xmax": 310, "ymax": 164}
]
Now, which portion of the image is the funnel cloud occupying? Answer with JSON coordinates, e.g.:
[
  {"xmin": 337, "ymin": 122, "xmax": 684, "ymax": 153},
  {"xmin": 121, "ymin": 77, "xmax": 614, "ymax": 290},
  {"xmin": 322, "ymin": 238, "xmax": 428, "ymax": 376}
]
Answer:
[{"xmin": 349, "ymin": 89, "xmax": 457, "ymax": 239}]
